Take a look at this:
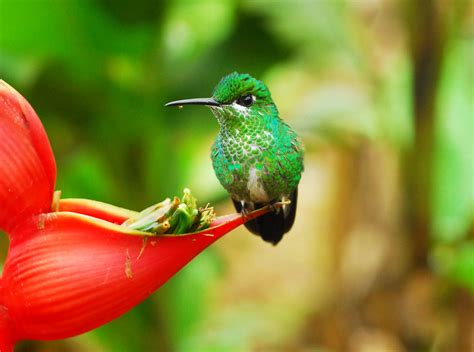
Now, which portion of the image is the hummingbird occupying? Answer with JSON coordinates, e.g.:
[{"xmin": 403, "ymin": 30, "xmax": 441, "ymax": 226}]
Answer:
[{"xmin": 166, "ymin": 72, "xmax": 304, "ymax": 244}]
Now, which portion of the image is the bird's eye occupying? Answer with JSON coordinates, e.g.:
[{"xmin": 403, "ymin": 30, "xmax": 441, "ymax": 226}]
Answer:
[{"xmin": 236, "ymin": 94, "xmax": 255, "ymax": 107}]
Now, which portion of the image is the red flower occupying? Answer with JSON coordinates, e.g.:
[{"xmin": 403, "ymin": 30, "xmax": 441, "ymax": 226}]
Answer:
[{"xmin": 0, "ymin": 81, "xmax": 272, "ymax": 350}]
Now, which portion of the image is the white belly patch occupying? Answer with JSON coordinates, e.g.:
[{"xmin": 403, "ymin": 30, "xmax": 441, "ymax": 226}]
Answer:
[{"xmin": 247, "ymin": 167, "xmax": 269, "ymax": 202}]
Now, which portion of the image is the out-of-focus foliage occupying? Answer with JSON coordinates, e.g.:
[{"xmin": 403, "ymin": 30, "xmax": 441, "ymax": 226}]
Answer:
[
  {"xmin": 0, "ymin": 0, "xmax": 472, "ymax": 351},
  {"xmin": 433, "ymin": 36, "xmax": 473, "ymax": 243}
]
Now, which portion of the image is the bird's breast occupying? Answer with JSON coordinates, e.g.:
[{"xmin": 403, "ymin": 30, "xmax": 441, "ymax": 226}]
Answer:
[{"xmin": 213, "ymin": 127, "xmax": 301, "ymax": 202}]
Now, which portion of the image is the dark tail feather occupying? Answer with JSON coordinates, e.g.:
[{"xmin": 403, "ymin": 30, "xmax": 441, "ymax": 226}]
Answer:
[{"xmin": 232, "ymin": 189, "xmax": 298, "ymax": 245}]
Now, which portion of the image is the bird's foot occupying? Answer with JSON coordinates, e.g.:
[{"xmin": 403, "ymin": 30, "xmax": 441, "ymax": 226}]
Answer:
[
  {"xmin": 268, "ymin": 198, "xmax": 292, "ymax": 214},
  {"xmin": 268, "ymin": 202, "xmax": 280, "ymax": 214},
  {"xmin": 240, "ymin": 206, "xmax": 251, "ymax": 220}
]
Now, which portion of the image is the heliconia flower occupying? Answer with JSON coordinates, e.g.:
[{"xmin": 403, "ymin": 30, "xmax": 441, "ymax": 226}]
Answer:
[{"xmin": 0, "ymin": 81, "xmax": 274, "ymax": 351}]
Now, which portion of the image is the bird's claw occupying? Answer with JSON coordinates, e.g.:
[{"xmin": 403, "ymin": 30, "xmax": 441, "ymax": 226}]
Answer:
[
  {"xmin": 240, "ymin": 207, "xmax": 250, "ymax": 220},
  {"xmin": 268, "ymin": 202, "xmax": 280, "ymax": 214}
]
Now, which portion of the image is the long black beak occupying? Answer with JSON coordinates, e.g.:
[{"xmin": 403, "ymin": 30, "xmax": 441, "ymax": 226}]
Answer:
[{"xmin": 165, "ymin": 97, "xmax": 220, "ymax": 107}]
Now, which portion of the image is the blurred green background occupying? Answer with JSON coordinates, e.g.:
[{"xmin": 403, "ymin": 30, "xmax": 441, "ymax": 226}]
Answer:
[{"xmin": 0, "ymin": 0, "xmax": 473, "ymax": 351}]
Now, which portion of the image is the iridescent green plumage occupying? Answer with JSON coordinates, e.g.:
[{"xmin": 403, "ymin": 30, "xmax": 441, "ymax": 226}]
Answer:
[
  {"xmin": 210, "ymin": 74, "xmax": 302, "ymax": 203},
  {"xmin": 166, "ymin": 72, "xmax": 304, "ymax": 244}
]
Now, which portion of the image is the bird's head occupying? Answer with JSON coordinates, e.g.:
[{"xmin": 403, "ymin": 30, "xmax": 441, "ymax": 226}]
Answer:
[{"xmin": 166, "ymin": 72, "xmax": 279, "ymax": 129}]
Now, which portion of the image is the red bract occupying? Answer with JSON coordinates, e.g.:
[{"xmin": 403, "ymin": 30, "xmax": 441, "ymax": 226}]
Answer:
[
  {"xmin": 0, "ymin": 81, "xmax": 56, "ymax": 233},
  {"xmin": 0, "ymin": 81, "xmax": 270, "ymax": 350}
]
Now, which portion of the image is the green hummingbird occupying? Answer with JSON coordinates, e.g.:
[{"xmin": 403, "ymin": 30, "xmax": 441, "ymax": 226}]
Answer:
[{"xmin": 166, "ymin": 72, "xmax": 304, "ymax": 244}]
